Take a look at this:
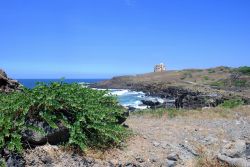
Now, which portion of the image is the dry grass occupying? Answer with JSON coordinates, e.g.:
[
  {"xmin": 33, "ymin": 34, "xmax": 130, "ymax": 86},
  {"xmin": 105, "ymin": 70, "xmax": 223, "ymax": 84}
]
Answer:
[
  {"xmin": 191, "ymin": 144, "xmax": 231, "ymax": 167},
  {"xmin": 194, "ymin": 155, "xmax": 230, "ymax": 167},
  {"xmin": 132, "ymin": 105, "xmax": 250, "ymax": 120}
]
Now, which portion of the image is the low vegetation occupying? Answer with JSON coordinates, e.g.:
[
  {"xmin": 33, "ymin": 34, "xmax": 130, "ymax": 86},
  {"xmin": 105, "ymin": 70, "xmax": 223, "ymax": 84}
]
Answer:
[
  {"xmin": 195, "ymin": 155, "xmax": 230, "ymax": 167},
  {"xmin": 237, "ymin": 66, "xmax": 250, "ymax": 75},
  {"xmin": 132, "ymin": 100, "xmax": 248, "ymax": 119},
  {"xmin": 203, "ymin": 76, "xmax": 209, "ymax": 80},
  {"xmin": 133, "ymin": 108, "xmax": 185, "ymax": 118},
  {"xmin": 0, "ymin": 82, "xmax": 128, "ymax": 156},
  {"xmin": 219, "ymin": 98, "xmax": 245, "ymax": 109}
]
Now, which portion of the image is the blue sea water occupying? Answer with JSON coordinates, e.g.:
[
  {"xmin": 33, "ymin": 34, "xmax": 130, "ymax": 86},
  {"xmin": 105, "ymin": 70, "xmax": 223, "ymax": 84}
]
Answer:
[
  {"xmin": 18, "ymin": 79, "xmax": 106, "ymax": 89},
  {"xmin": 18, "ymin": 79, "xmax": 158, "ymax": 109}
]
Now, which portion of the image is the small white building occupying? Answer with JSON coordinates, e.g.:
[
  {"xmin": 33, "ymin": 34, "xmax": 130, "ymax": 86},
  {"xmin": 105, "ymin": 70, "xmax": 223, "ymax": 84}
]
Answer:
[{"xmin": 154, "ymin": 63, "xmax": 166, "ymax": 72}]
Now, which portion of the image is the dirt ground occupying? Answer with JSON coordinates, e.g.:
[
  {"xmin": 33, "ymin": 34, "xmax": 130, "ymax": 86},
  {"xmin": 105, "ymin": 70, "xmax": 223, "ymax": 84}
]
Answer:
[{"xmin": 24, "ymin": 106, "xmax": 250, "ymax": 167}]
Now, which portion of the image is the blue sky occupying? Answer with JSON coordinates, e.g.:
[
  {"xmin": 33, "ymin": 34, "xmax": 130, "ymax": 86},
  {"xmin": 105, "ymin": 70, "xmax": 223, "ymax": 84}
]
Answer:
[{"xmin": 0, "ymin": 0, "xmax": 250, "ymax": 79}]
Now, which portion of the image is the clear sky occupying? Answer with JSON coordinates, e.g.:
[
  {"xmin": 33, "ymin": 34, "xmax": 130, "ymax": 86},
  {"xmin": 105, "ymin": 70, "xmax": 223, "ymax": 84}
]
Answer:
[{"xmin": 0, "ymin": 0, "xmax": 250, "ymax": 79}]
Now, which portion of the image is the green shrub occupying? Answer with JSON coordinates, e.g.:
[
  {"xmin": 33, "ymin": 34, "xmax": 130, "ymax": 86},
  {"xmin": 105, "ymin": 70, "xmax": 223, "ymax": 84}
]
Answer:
[
  {"xmin": 237, "ymin": 66, "xmax": 250, "ymax": 75},
  {"xmin": 203, "ymin": 76, "xmax": 209, "ymax": 80},
  {"xmin": 219, "ymin": 98, "xmax": 244, "ymax": 109},
  {"xmin": 234, "ymin": 80, "xmax": 247, "ymax": 87},
  {"xmin": 0, "ymin": 159, "xmax": 6, "ymax": 167},
  {"xmin": 207, "ymin": 69, "xmax": 215, "ymax": 73},
  {"xmin": 180, "ymin": 72, "xmax": 192, "ymax": 80},
  {"xmin": 210, "ymin": 80, "xmax": 225, "ymax": 87},
  {"xmin": 0, "ymin": 82, "xmax": 128, "ymax": 153}
]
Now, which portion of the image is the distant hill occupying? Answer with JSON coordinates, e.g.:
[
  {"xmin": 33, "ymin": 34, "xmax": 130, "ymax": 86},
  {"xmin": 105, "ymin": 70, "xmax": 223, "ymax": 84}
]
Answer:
[{"xmin": 93, "ymin": 66, "xmax": 250, "ymax": 106}]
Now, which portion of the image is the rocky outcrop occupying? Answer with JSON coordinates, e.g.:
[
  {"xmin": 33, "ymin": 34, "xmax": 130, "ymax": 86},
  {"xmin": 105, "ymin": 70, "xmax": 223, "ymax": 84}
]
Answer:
[
  {"xmin": 0, "ymin": 69, "xmax": 21, "ymax": 92},
  {"xmin": 21, "ymin": 120, "xmax": 70, "ymax": 147},
  {"xmin": 23, "ymin": 145, "xmax": 96, "ymax": 167},
  {"xmin": 218, "ymin": 140, "xmax": 250, "ymax": 167},
  {"xmin": 93, "ymin": 67, "xmax": 250, "ymax": 109},
  {"xmin": 137, "ymin": 85, "xmax": 225, "ymax": 109}
]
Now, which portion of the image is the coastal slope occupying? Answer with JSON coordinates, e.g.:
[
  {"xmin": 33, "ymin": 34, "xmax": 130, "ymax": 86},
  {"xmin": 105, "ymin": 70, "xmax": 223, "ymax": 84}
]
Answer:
[{"xmin": 93, "ymin": 66, "xmax": 250, "ymax": 108}]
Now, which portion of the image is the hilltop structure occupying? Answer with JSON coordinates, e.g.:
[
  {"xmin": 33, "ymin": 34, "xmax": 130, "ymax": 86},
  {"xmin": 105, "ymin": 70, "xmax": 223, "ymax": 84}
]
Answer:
[{"xmin": 154, "ymin": 63, "xmax": 166, "ymax": 72}]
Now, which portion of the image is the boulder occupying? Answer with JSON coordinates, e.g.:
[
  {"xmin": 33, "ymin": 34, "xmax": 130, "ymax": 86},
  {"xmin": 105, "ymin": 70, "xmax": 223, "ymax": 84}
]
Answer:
[
  {"xmin": 166, "ymin": 153, "xmax": 180, "ymax": 167},
  {"xmin": 22, "ymin": 120, "xmax": 70, "ymax": 146},
  {"xmin": 6, "ymin": 153, "xmax": 25, "ymax": 167},
  {"xmin": 117, "ymin": 111, "xmax": 129, "ymax": 124},
  {"xmin": 0, "ymin": 69, "xmax": 7, "ymax": 78},
  {"xmin": 141, "ymin": 98, "xmax": 165, "ymax": 108},
  {"xmin": 217, "ymin": 140, "xmax": 250, "ymax": 167},
  {"xmin": 0, "ymin": 69, "xmax": 21, "ymax": 92}
]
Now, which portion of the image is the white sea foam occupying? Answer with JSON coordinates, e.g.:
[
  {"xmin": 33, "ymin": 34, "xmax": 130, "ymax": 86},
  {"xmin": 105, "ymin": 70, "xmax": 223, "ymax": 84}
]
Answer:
[
  {"xmin": 92, "ymin": 88, "xmax": 165, "ymax": 110},
  {"xmin": 110, "ymin": 89, "xmax": 129, "ymax": 96}
]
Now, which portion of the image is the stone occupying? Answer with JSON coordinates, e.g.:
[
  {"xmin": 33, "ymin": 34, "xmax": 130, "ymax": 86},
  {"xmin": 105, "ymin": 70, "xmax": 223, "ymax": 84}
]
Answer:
[
  {"xmin": 117, "ymin": 111, "xmax": 129, "ymax": 124},
  {"xmin": 0, "ymin": 69, "xmax": 7, "ymax": 78},
  {"xmin": 179, "ymin": 144, "xmax": 199, "ymax": 157},
  {"xmin": 41, "ymin": 156, "xmax": 53, "ymax": 165},
  {"xmin": 167, "ymin": 153, "xmax": 179, "ymax": 161},
  {"xmin": 141, "ymin": 98, "xmax": 165, "ymax": 108},
  {"xmin": 22, "ymin": 120, "xmax": 70, "ymax": 146},
  {"xmin": 218, "ymin": 140, "xmax": 250, "ymax": 167},
  {"xmin": 124, "ymin": 162, "xmax": 140, "ymax": 167},
  {"xmin": 221, "ymin": 140, "xmax": 246, "ymax": 158},
  {"xmin": 135, "ymin": 156, "xmax": 144, "ymax": 163},
  {"xmin": 0, "ymin": 69, "xmax": 21, "ymax": 92},
  {"xmin": 152, "ymin": 141, "xmax": 160, "ymax": 147},
  {"xmin": 166, "ymin": 159, "xmax": 177, "ymax": 167},
  {"xmin": 6, "ymin": 153, "xmax": 25, "ymax": 167},
  {"xmin": 218, "ymin": 154, "xmax": 249, "ymax": 167}
]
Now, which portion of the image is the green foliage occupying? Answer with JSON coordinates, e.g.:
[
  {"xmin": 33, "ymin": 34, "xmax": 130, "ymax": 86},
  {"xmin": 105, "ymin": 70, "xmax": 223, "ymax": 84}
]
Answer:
[
  {"xmin": 210, "ymin": 80, "xmax": 225, "ymax": 87},
  {"xmin": 219, "ymin": 98, "xmax": 244, "ymax": 109},
  {"xmin": 203, "ymin": 76, "xmax": 209, "ymax": 80},
  {"xmin": 0, "ymin": 82, "xmax": 128, "ymax": 153},
  {"xmin": 180, "ymin": 72, "xmax": 193, "ymax": 80},
  {"xmin": 0, "ymin": 159, "xmax": 6, "ymax": 167},
  {"xmin": 237, "ymin": 66, "xmax": 250, "ymax": 75},
  {"xmin": 133, "ymin": 108, "xmax": 183, "ymax": 118},
  {"xmin": 234, "ymin": 80, "xmax": 247, "ymax": 87},
  {"xmin": 207, "ymin": 69, "xmax": 215, "ymax": 73}
]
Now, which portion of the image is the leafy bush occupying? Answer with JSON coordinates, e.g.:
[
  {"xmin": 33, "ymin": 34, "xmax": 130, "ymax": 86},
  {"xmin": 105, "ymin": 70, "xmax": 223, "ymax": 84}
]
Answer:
[
  {"xmin": 0, "ymin": 159, "xmax": 5, "ymax": 167},
  {"xmin": 219, "ymin": 98, "xmax": 244, "ymax": 109},
  {"xmin": 0, "ymin": 82, "xmax": 128, "ymax": 153},
  {"xmin": 210, "ymin": 80, "xmax": 225, "ymax": 87},
  {"xmin": 233, "ymin": 80, "xmax": 247, "ymax": 87},
  {"xmin": 237, "ymin": 66, "xmax": 250, "ymax": 75},
  {"xmin": 207, "ymin": 69, "xmax": 215, "ymax": 73},
  {"xmin": 203, "ymin": 76, "xmax": 209, "ymax": 80},
  {"xmin": 180, "ymin": 72, "xmax": 192, "ymax": 80}
]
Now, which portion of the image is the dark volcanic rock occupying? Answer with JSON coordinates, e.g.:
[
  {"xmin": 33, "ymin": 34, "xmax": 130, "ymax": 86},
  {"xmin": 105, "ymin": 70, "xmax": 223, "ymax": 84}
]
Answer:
[
  {"xmin": 6, "ymin": 153, "xmax": 25, "ymax": 167},
  {"xmin": 141, "ymin": 99, "xmax": 160, "ymax": 107},
  {"xmin": 141, "ymin": 98, "xmax": 166, "ymax": 108},
  {"xmin": 0, "ymin": 69, "xmax": 21, "ymax": 92},
  {"xmin": 117, "ymin": 111, "xmax": 129, "ymax": 124},
  {"xmin": 22, "ymin": 120, "xmax": 70, "ymax": 146},
  {"xmin": 23, "ymin": 145, "xmax": 96, "ymax": 167},
  {"xmin": 138, "ymin": 85, "xmax": 224, "ymax": 109}
]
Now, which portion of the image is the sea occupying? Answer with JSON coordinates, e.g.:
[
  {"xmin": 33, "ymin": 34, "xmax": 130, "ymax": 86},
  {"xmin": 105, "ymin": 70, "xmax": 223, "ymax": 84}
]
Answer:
[{"xmin": 18, "ymin": 79, "xmax": 150, "ymax": 109}]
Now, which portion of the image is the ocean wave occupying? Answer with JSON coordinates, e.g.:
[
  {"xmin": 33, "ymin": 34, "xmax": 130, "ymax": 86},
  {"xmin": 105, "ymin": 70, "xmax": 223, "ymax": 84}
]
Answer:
[
  {"xmin": 110, "ymin": 89, "xmax": 145, "ymax": 96},
  {"xmin": 110, "ymin": 89, "xmax": 129, "ymax": 96},
  {"xmin": 92, "ymin": 88, "xmax": 166, "ymax": 110}
]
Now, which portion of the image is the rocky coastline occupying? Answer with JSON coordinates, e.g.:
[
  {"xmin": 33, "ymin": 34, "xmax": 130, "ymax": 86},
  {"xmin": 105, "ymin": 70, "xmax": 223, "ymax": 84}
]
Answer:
[
  {"xmin": 92, "ymin": 67, "xmax": 250, "ymax": 109},
  {"xmin": 1, "ymin": 68, "xmax": 250, "ymax": 167}
]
